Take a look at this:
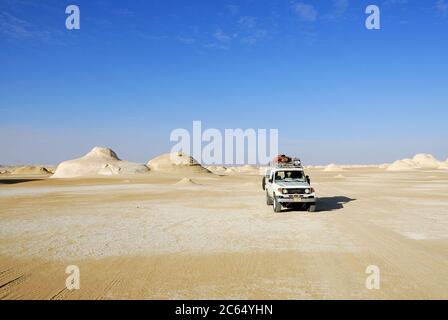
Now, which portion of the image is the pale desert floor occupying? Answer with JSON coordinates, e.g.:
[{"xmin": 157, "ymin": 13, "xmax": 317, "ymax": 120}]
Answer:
[{"xmin": 0, "ymin": 169, "xmax": 447, "ymax": 299}]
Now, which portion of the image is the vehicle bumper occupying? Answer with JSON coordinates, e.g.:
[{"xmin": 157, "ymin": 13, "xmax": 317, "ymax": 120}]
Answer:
[{"xmin": 277, "ymin": 195, "xmax": 316, "ymax": 204}]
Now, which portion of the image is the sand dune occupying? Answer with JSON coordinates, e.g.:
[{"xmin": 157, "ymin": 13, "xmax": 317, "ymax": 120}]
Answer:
[{"xmin": 51, "ymin": 147, "xmax": 149, "ymax": 178}]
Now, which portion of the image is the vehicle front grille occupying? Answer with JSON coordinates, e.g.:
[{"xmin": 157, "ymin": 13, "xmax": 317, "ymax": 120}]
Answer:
[{"xmin": 286, "ymin": 188, "xmax": 306, "ymax": 194}]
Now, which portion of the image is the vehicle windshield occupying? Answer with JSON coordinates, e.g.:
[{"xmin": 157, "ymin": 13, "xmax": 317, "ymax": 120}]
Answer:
[{"xmin": 274, "ymin": 170, "xmax": 305, "ymax": 182}]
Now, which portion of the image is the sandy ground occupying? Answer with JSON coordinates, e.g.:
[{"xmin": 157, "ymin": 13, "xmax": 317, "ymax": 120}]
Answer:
[{"xmin": 0, "ymin": 169, "xmax": 447, "ymax": 299}]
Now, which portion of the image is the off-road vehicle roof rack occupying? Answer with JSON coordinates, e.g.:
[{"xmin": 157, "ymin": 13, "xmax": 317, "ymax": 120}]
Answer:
[{"xmin": 269, "ymin": 158, "xmax": 303, "ymax": 169}]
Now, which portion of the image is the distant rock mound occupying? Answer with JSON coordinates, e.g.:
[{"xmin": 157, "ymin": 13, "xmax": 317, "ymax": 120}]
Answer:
[
  {"xmin": 45, "ymin": 166, "xmax": 56, "ymax": 174},
  {"xmin": 387, "ymin": 159, "xmax": 417, "ymax": 171},
  {"xmin": 411, "ymin": 154, "xmax": 441, "ymax": 169},
  {"xmin": 205, "ymin": 165, "xmax": 227, "ymax": 172},
  {"xmin": 52, "ymin": 147, "xmax": 149, "ymax": 178},
  {"xmin": 147, "ymin": 152, "xmax": 210, "ymax": 174},
  {"xmin": 11, "ymin": 166, "xmax": 51, "ymax": 175},
  {"xmin": 323, "ymin": 164, "xmax": 344, "ymax": 172},
  {"xmin": 238, "ymin": 165, "xmax": 260, "ymax": 173},
  {"xmin": 387, "ymin": 153, "xmax": 445, "ymax": 171},
  {"xmin": 439, "ymin": 161, "xmax": 448, "ymax": 170},
  {"xmin": 221, "ymin": 165, "xmax": 260, "ymax": 175},
  {"xmin": 175, "ymin": 177, "xmax": 200, "ymax": 186}
]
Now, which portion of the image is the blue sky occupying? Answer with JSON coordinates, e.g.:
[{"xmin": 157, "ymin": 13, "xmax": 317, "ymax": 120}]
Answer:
[{"xmin": 1, "ymin": 0, "xmax": 447, "ymax": 165}]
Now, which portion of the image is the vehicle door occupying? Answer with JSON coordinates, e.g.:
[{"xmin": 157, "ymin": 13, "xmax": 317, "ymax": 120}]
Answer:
[{"xmin": 266, "ymin": 171, "xmax": 274, "ymax": 197}]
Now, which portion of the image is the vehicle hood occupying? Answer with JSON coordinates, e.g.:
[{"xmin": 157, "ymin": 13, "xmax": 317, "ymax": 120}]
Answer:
[{"xmin": 275, "ymin": 181, "xmax": 310, "ymax": 188}]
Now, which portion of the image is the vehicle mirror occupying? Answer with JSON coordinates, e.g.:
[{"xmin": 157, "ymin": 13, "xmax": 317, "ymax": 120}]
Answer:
[{"xmin": 306, "ymin": 175, "xmax": 310, "ymax": 184}]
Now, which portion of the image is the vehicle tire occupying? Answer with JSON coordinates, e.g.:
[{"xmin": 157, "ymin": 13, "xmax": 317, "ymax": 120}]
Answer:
[
  {"xmin": 273, "ymin": 196, "xmax": 282, "ymax": 213},
  {"xmin": 266, "ymin": 191, "xmax": 273, "ymax": 205},
  {"xmin": 307, "ymin": 204, "xmax": 316, "ymax": 212},
  {"xmin": 262, "ymin": 177, "xmax": 266, "ymax": 190}
]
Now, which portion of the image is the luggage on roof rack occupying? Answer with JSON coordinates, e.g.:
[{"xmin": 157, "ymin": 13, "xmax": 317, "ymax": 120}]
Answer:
[{"xmin": 270, "ymin": 155, "xmax": 302, "ymax": 168}]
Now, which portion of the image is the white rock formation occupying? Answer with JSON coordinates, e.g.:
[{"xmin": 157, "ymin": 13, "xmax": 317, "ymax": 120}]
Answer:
[
  {"xmin": 175, "ymin": 177, "xmax": 200, "ymax": 186},
  {"xmin": 147, "ymin": 152, "xmax": 210, "ymax": 174},
  {"xmin": 52, "ymin": 147, "xmax": 149, "ymax": 178},
  {"xmin": 387, "ymin": 153, "xmax": 445, "ymax": 171},
  {"xmin": 11, "ymin": 166, "xmax": 51, "ymax": 175}
]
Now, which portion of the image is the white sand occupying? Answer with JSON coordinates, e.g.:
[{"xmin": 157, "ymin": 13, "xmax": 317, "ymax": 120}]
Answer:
[{"xmin": 1, "ymin": 155, "xmax": 448, "ymax": 299}]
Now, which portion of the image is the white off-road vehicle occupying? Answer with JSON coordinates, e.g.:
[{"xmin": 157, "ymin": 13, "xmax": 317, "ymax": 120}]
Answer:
[{"xmin": 262, "ymin": 158, "xmax": 316, "ymax": 212}]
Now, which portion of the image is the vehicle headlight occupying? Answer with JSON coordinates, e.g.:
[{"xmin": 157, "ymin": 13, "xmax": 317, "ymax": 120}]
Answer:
[
  {"xmin": 305, "ymin": 188, "xmax": 310, "ymax": 194},
  {"xmin": 282, "ymin": 188, "xmax": 288, "ymax": 194}
]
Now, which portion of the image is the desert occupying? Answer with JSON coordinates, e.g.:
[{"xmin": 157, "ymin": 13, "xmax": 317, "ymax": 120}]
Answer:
[{"xmin": 1, "ymin": 149, "xmax": 447, "ymax": 299}]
